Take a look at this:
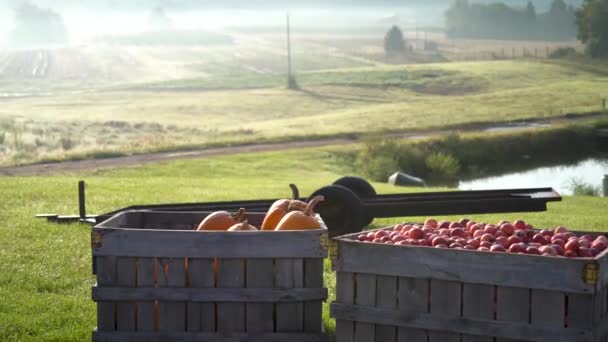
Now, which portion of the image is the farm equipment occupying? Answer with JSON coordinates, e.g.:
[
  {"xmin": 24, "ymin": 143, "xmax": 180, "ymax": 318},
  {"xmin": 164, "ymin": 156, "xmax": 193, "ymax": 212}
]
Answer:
[{"xmin": 37, "ymin": 177, "xmax": 562, "ymax": 237}]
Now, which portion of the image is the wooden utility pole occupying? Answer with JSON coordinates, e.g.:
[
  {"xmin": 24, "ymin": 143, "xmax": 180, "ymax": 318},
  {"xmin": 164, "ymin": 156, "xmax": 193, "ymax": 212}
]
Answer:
[{"xmin": 286, "ymin": 12, "xmax": 298, "ymax": 90}]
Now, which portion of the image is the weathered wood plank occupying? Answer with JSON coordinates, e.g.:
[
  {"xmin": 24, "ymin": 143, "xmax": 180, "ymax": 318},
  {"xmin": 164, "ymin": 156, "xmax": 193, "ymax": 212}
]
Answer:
[
  {"xmin": 246, "ymin": 259, "xmax": 274, "ymax": 333},
  {"xmin": 303, "ymin": 258, "xmax": 324, "ymax": 333},
  {"xmin": 276, "ymin": 259, "xmax": 304, "ymax": 332},
  {"xmin": 429, "ymin": 280, "xmax": 461, "ymax": 342},
  {"xmin": 158, "ymin": 258, "xmax": 186, "ymax": 332},
  {"xmin": 136, "ymin": 258, "xmax": 155, "ymax": 332},
  {"xmin": 354, "ymin": 273, "xmax": 375, "ymax": 342},
  {"xmin": 594, "ymin": 286, "xmax": 608, "ymax": 324},
  {"xmin": 496, "ymin": 286, "xmax": 530, "ymax": 342},
  {"xmin": 531, "ymin": 289, "xmax": 565, "ymax": 329},
  {"xmin": 217, "ymin": 259, "xmax": 245, "ymax": 333},
  {"xmin": 462, "ymin": 283, "xmax": 494, "ymax": 342},
  {"xmin": 92, "ymin": 228, "xmax": 328, "ymax": 258},
  {"xmin": 96, "ymin": 256, "xmax": 117, "ymax": 332},
  {"xmin": 335, "ymin": 240, "xmax": 594, "ymax": 293},
  {"xmin": 335, "ymin": 272, "xmax": 355, "ymax": 342},
  {"xmin": 569, "ymin": 293, "xmax": 594, "ymax": 330},
  {"xmin": 186, "ymin": 258, "xmax": 215, "ymax": 332},
  {"xmin": 116, "ymin": 257, "xmax": 137, "ymax": 331},
  {"xmin": 92, "ymin": 286, "xmax": 328, "ymax": 303},
  {"xmin": 92, "ymin": 331, "xmax": 327, "ymax": 342},
  {"xmin": 330, "ymin": 302, "xmax": 591, "ymax": 342},
  {"xmin": 375, "ymin": 275, "xmax": 397, "ymax": 341},
  {"xmin": 397, "ymin": 277, "xmax": 428, "ymax": 342}
]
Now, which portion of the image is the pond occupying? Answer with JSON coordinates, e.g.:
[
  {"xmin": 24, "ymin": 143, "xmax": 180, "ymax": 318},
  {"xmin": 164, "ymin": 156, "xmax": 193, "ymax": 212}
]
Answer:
[{"xmin": 459, "ymin": 158, "xmax": 608, "ymax": 195}]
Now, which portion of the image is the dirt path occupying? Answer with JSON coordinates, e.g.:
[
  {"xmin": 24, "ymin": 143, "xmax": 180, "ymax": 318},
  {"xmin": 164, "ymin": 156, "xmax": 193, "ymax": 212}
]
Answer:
[{"xmin": 0, "ymin": 112, "xmax": 604, "ymax": 176}]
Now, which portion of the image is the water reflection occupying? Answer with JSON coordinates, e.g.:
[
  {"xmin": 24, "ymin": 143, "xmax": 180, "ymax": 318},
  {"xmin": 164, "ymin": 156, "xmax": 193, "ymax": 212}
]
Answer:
[{"xmin": 459, "ymin": 158, "xmax": 608, "ymax": 195}]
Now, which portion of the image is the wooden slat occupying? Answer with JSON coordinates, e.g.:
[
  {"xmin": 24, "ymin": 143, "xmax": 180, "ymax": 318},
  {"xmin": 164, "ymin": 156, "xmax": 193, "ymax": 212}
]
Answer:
[
  {"xmin": 496, "ymin": 286, "xmax": 530, "ymax": 342},
  {"xmin": 116, "ymin": 257, "xmax": 137, "ymax": 331},
  {"xmin": 429, "ymin": 280, "xmax": 461, "ymax": 342},
  {"xmin": 92, "ymin": 331, "xmax": 327, "ymax": 342},
  {"xmin": 217, "ymin": 259, "xmax": 245, "ymax": 333},
  {"xmin": 397, "ymin": 277, "xmax": 428, "ymax": 342},
  {"xmin": 330, "ymin": 302, "xmax": 591, "ymax": 342},
  {"xmin": 303, "ymin": 258, "xmax": 324, "ymax": 333},
  {"xmin": 187, "ymin": 258, "xmax": 215, "ymax": 332},
  {"xmin": 594, "ymin": 286, "xmax": 608, "ymax": 324},
  {"xmin": 93, "ymin": 286, "xmax": 328, "ymax": 303},
  {"xmin": 276, "ymin": 259, "xmax": 304, "ymax": 332},
  {"xmin": 462, "ymin": 284, "xmax": 494, "ymax": 342},
  {"xmin": 246, "ymin": 259, "xmax": 274, "ymax": 333},
  {"xmin": 531, "ymin": 289, "xmax": 565, "ymax": 330},
  {"xmin": 96, "ymin": 256, "xmax": 117, "ymax": 332},
  {"xmin": 375, "ymin": 275, "xmax": 397, "ymax": 341},
  {"xmin": 92, "ymin": 228, "xmax": 328, "ymax": 258},
  {"xmin": 335, "ymin": 272, "xmax": 355, "ymax": 342},
  {"xmin": 136, "ymin": 258, "xmax": 155, "ymax": 332},
  {"xmin": 158, "ymin": 258, "xmax": 186, "ymax": 332},
  {"xmin": 335, "ymin": 240, "xmax": 594, "ymax": 293},
  {"xmin": 354, "ymin": 273, "xmax": 376, "ymax": 342},
  {"xmin": 569, "ymin": 293, "xmax": 594, "ymax": 330}
]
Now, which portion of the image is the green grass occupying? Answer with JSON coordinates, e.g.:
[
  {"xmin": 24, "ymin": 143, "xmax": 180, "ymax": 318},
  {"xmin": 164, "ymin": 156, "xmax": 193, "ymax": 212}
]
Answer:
[
  {"xmin": 2, "ymin": 58, "xmax": 608, "ymax": 166},
  {"xmin": 1, "ymin": 147, "xmax": 607, "ymax": 341}
]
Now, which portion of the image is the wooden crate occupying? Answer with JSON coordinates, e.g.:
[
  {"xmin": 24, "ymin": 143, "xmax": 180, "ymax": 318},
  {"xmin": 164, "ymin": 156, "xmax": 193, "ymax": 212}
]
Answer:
[
  {"xmin": 91, "ymin": 210, "xmax": 328, "ymax": 342},
  {"xmin": 330, "ymin": 227, "xmax": 608, "ymax": 342}
]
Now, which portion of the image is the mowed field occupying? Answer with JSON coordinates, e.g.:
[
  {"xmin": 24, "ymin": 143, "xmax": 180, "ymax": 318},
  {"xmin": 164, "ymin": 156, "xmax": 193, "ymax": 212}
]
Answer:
[
  {"xmin": 1, "ymin": 146, "xmax": 607, "ymax": 341},
  {"xmin": 0, "ymin": 32, "xmax": 604, "ymax": 166}
]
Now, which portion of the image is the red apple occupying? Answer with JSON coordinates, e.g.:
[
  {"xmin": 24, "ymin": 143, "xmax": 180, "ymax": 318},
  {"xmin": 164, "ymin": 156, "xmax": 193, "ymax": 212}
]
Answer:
[
  {"xmin": 513, "ymin": 220, "xmax": 526, "ymax": 230},
  {"xmin": 438, "ymin": 221, "xmax": 450, "ymax": 229},
  {"xmin": 532, "ymin": 234, "xmax": 547, "ymax": 245},
  {"xmin": 490, "ymin": 244, "xmax": 506, "ymax": 253},
  {"xmin": 578, "ymin": 247, "xmax": 593, "ymax": 258},
  {"xmin": 432, "ymin": 236, "xmax": 449, "ymax": 247},
  {"xmin": 554, "ymin": 226, "xmax": 568, "ymax": 234},
  {"xmin": 564, "ymin": 250, "xmax": 578, "ymax": 258},
  {"xmin": 484, "ymin": 225, "xmax": 498, "ymax": 235},
  {"xmin": 496, "ymin": 236, "xmax": 509, "ymax": 248},
  {"xmin": 424, "ymin": 218, "xmax": 438, "ymax": 229},
  {"xmin": 526, "ymin": 246, "xmax": 540, "ymax": 255},
  {"xmin": 507, "ymin": 236, "xmax": 522, "ymax": 246},
  {"xmin": 565, "ymin": 240, "xmax": 580, "ymax": 252},
  {"xmin": 478, "ymin": 246, "xmax": 490, "ymax": 252},
  {"xmin": 357, "ymin": 234, "xmax": 368, "ymax": 242},
  {"xmin": 509, "ymin": 243, "xmax": 525, "ymax": 253},
  {"xmin": 480, "ymin": 240, "xmax": 493, "ymax": 249},
  {"xmin": 500, "ymin": 223, "xmax": 515, "ymax": 236},
  {"xmin": 481, "ymin": 234, "xmax": 496, "ymax": 243},
  {"xmin": 409, "ymin": 227, "xmax": 425, "ymax": 240},
  {"xmin": 449, "ymin": 222, "xmax": 463, "ymax": 229}
]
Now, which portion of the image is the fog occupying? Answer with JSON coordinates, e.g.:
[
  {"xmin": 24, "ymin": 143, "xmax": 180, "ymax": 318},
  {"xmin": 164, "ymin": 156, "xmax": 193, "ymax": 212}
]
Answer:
[{"xmin": 0, "ymin": 4, "xmax": 448, "ymax": 48}]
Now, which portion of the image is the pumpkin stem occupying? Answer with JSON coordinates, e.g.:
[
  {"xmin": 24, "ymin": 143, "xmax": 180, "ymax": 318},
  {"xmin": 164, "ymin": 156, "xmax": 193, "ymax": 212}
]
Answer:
[
  {"xmin": 304, "ymin": 196, "xmax": 324, "ymax": 216},
  {"xmin": 232, "ymin": 208, "xmax": 246, "ymax": 222},
  {"xmin": 241, "ymin": 220, "xmax": 250, "ymax": 230},
  {"xmin": 289, "ymin": 183, "xmax": 300, "ymax": 200}
]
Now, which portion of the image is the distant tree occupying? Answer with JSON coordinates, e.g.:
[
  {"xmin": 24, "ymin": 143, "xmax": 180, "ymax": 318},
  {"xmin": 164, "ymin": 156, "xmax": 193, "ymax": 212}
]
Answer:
[
  {"xmin": 384, "ymin": 26, "xmax": 406, "ymax": 54},
  {"xmin": 549, "ymin": 0, "xmax": 568, "ymax": 14},
  {"xmin": 10, "ymin": 2, "xmax": 67, "ymax": 47},
  {"xmin": 576, "ymin": 0, "xmax": 608, "ymax": 58},
  {"xmin": 525, "ymin": 2, "xmax": 537, "ymax": 38},
  {"xmin": 446, "ymin": 0, "xmax": 471, "ymax": 38}
]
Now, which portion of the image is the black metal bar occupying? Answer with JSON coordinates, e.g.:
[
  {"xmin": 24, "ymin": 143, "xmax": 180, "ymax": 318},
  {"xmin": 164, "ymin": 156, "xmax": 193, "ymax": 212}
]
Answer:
[{"xmin": 78, "ymin": 181, "xmax": 86, "ymax": 219}]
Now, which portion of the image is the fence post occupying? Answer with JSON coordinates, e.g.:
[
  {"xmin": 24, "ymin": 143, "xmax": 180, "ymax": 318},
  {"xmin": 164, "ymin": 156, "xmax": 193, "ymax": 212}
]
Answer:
[{"xmin": 603, "ymin": 175, "xmax": 608, "ymax": 197}]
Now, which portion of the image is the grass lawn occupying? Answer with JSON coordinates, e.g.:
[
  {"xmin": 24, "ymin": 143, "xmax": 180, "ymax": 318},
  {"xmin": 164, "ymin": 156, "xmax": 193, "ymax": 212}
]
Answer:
[
  {"xmin": 1, "ymin": 147, "xmax": 607, "ymax": 341},
  {"xmin": 1, "ymin": 59, "xmax": 607, "ymax": 166}
]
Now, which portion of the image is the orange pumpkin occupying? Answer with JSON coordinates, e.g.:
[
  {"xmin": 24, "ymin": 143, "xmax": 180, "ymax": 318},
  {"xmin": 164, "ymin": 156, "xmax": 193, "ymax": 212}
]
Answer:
[
  {"xmin": 227, "ymin": 220, "xmax": 258, "ymax": 231},
  {"xmin": 275, "ymin": 196, "xmax": 324, "ymax": 231},
  {"xmin": 197, "ymin": 208, "xmax": 246, "ymax": 231},
  {"xmin": 261, "ymin": 184, "xmax": 307, "ymax": 230}
]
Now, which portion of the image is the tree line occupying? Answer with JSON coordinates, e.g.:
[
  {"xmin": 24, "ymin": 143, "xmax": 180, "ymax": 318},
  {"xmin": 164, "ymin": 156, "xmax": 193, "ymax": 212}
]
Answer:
[{"xmin": 446, "ymin": 0, "xmax": 577, "ymax": 41}]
